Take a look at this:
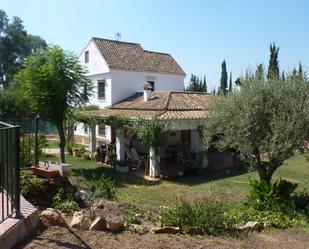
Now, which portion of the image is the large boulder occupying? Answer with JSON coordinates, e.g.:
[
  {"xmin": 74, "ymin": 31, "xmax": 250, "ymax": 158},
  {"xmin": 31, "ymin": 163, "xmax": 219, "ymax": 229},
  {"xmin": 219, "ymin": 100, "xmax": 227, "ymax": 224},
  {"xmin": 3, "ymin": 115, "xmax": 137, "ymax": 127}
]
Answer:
[
  {"xmin": 70, "ymin": 211, "xmax": 91, "ymax": 230},
  {"xmin": 40, "ymin": 208, "xmax": 67, "ymax": 227},
  {"xmin": 106, "ymin": 215, "xmax": 124, "ymax": 232},
  {"xmin": 89, "ymin": 217, "xmax": 107, "ymax": 231},
  {"xmin": 237, "ymin": 221, "xmax": 265, "ymax": 232}
]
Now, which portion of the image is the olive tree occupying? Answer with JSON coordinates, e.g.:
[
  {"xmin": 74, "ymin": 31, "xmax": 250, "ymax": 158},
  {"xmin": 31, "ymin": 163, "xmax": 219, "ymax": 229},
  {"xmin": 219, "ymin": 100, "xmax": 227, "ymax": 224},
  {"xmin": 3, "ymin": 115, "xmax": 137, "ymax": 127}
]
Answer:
[
  {"xmin": 16, "ymin": 45, "xmax": 92, "ymax": 163},
  {"xmin": 203, "ymin": 73, "xmax": 309, "ymax": 182}
]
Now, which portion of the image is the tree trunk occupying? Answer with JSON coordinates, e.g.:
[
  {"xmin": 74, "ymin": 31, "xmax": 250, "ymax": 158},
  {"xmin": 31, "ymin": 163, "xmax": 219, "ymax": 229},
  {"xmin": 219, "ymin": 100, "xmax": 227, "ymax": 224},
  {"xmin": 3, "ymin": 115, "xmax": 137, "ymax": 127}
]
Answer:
[{"xmin": 56, "ymin": 122, "xmax": 66, "ymax": 163}]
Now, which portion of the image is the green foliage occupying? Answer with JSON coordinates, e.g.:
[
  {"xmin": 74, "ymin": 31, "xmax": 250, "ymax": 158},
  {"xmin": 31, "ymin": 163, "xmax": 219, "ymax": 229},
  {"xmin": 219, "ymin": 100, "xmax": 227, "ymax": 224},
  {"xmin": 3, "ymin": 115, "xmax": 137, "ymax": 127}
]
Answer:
[
  {"xmin": 53, "ymin": 188, "xmax": 79, "ymax": 213},
  {"xmin": 160, "ymin": 198, "xmax": 234, "ymax": 235},
  {"xmin": 203, "ymin": 70, "xmax": 309, "ymax": 181},
  {"xmin": 0, "ymin": 9, "xmax": 46, "ymax": 89},
  {"xmin": 86, "ymin": 175, "xmax": 117, "ymax": 201},
  {"xmin": 135, "ymin": 119, "xmax": 166, "ymax": 149},
  {"xmin": 20, "ymin": 134, "xmax": 48, "ymax": 167},
  {"xmin": 267, "ymin": 43, "xmax": 280, "ymax": 79},
  {"xmin": 186, "ymin": 74, "xmax": 207, "ymax": 92},
  {"xmin": 21, "ymin": 177, "xmax": 44, "ymax": 196},
  {"xmin": 247, "ymin": 178, "xmax": 298, "ymax": 210},
  {"xmin": 124, "ymin": 207, "xmax": 155, "ymax": 227},
  {"xmin": 220, "ymin": 60, "xmax": 228, "ymax": 93},
  {"xmin": 82, "ymin": 151, "xmax": 91, "ymax": 160},
  {"xmin": 15, "ymin": 45, "xmax": 93, "ymax": 163},
  {"xmin": 227, "ymin": 204, "xmax": 305, "ymax": 229}
]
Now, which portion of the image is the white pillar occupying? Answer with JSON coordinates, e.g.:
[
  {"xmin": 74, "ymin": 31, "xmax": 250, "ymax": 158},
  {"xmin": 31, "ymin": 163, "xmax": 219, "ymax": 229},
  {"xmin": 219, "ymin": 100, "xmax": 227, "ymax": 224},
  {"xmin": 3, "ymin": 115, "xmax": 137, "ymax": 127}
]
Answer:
[
  {"xmin": 89, "ymin": 124, "xmax": 96, "ymax": 158},
  {"xmin": 116, "ymin": 128, "xmax": 125, "ymax": 161},
  {"xmin": 149, "ymin": 146, "xmax": 160, "ymax": 178}
]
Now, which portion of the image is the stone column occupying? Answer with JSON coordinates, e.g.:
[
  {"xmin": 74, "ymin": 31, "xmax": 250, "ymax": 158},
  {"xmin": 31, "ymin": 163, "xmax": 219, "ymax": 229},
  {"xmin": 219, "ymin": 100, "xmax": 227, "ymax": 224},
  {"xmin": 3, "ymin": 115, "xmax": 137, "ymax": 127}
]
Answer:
[
  {"xmin": 89, "ymin": 124, "xmax": 96, "ymax": 158},
  {"xmin": 116, "ymin": 128, "xmax": 125, "ymax": 161},
  {"xmin": 149, "ymin": 146, "xmax": 160, "ymax": 178}
]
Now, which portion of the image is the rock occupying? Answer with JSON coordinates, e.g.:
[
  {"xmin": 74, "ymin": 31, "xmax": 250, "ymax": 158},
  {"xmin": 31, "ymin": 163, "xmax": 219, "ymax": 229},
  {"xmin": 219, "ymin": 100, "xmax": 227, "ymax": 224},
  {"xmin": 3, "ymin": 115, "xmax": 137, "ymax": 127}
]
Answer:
[
  {"xmin": 128, "ymin": 224, "xmax": 149, "ymax": 235},
  {"xmin": 40, "ymin": 208, "xmax": 67, "ymax": 227},
  {"xmin": 151, "ymin": 226, "xmax": 181, "ymax": 234},
  {"xmin": 70, "ymin": 211, "xmax": 91, "ymax": 230},
  {"xmin": 238, "ymin": 221, "xmax": 264, "ymax": 232},
  {"xmin": 106, "ymin": 216, "xmax": 124, "ymax": 232},
  {"xmin": 89, "ymin": 217, "xmax": 107, "ymax": 231}
]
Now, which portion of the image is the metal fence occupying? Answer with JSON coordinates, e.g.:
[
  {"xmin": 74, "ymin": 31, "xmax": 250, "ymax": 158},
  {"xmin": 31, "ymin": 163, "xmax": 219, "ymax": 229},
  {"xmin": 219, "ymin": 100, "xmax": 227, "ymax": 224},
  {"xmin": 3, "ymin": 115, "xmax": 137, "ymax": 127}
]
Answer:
[
  {"xmin": 0, "ymin": 121, "xmax": 20, "ymax": 223},
  {"xmin": 0, "ymin": 118, "xmax": 39, "ymax": 169}
]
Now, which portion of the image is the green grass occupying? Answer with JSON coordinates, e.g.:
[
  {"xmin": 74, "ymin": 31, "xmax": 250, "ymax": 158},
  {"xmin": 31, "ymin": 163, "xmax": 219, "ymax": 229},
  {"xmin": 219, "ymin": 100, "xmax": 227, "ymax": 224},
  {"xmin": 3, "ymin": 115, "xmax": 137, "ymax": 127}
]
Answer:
[{"xmin": 40, "ymin": 152, "xmax": 309, "ymax": 207}]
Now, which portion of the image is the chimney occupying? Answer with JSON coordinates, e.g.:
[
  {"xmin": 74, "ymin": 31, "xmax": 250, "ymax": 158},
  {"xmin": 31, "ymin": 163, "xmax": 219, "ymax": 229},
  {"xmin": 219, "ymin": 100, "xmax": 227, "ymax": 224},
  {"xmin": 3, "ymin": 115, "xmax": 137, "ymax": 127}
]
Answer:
[{"xmin": 143, "ymin": 82, "xmax": 152, "ymax": 102}]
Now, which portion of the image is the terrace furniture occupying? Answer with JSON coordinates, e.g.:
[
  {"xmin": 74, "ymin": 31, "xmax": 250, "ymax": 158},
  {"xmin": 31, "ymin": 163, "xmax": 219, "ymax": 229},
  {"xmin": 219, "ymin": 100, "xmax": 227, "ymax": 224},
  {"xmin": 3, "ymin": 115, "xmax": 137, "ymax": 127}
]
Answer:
[{"xmin": 130, "ymin": 147, "xmax": 147, "ymax": 168}]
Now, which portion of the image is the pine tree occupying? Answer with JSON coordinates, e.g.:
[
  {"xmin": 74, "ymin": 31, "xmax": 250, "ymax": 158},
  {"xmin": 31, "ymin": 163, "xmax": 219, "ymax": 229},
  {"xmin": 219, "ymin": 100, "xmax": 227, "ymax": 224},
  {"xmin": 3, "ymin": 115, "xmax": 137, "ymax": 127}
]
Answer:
[
  {"xmin": 267, "ymin": 43, "xmax": 280, "ymax": 80},
  {"xmin": 229, "ymin": 72, "xmax": 232, "ymax": 92},
  {"xmin": 220, "ymin": 60, "xmax": 228, "ymax": 94}
]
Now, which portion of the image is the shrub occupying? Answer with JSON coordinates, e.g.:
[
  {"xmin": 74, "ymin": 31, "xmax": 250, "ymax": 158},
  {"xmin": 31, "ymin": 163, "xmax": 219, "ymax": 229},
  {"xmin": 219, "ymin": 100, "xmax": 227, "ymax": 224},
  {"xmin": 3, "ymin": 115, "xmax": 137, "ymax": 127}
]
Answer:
[
  {"xmin": 86, "ymin": 175, "xmax": 117, "ymax": 201},
  {"xmin": 124, "ymin": 207, "xmax": 155, "ymax": 227},
  {"xmin": 66, "ymin": 144, "xmax": 73, "ymax": 155},
  {"xmin": 247, "ymin": 178, "xmax": 298, "ymax": 211},
  {"xmin": 160, "ymin": 198, "xmax": 234, "ymax": 235},
  {"xmin": 21, "ymin": 177, "xmax": 45, "ymax": 196},
  {"xmin": 227, "ymin": 204, "xmax": 306, "ymax": 229},
  {"xmin": 82, "ymin": 151, "xmax": 91, "ymax": 160},
  {"xmin": 53, "ymin": 188, "xmax": 79, "ymax": 213}
]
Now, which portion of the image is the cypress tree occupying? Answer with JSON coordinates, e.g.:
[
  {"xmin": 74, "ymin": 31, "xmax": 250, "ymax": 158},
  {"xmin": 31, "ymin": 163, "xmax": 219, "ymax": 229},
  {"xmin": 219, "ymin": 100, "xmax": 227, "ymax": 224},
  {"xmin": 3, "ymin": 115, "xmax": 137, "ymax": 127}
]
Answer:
[
  {"xmin": 229, "ymin": 72, "xmax": 232, "ymax": 92},
  {"xmin": 281, "ymin": 71, "xmax": 285, "ymax": 81},
  {"xmin": 298, "ymin": 62, "xmax": 303, "ymax": 80},
  {"xmin": 202, "ymin": 76, "xmax": 207, "ymax": 92},
  {"xmin": 267, "ymin": 43, "xmax": 280, "ymax": 80},
  {"xmin": 220, "ymin": 60, "xmax": 228, "ymax": 94},
  {"xmin": 255, "ymin": 64, "xmax": 265, "ymax": 81}
]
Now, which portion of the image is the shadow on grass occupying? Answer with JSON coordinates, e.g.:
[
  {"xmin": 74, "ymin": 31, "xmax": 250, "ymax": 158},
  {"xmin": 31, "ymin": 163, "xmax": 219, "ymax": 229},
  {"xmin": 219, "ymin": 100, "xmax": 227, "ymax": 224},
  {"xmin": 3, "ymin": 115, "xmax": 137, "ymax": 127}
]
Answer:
[
  {"xmin": 170, "ymin": 166, "xmax": 251, "ymax": 186},
  {"xmin": 71, "ymin": 166, "xmax": 162, "ymax": 188}
]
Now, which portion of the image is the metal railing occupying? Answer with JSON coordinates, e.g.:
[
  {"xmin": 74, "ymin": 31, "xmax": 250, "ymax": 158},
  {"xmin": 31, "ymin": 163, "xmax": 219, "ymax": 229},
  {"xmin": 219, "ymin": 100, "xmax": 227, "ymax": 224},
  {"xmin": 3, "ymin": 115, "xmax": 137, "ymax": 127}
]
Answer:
[{"xmin": 0, "ymin": 121, "xmax": 20, "ymax": 223}]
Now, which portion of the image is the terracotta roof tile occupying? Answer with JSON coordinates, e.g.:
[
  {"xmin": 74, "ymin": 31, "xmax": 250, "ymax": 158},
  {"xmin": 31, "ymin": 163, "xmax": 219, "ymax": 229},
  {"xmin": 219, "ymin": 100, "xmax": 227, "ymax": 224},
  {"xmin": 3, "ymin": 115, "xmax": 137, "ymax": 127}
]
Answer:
[
  {"xmin": 92, "ymin": 37, "xmax": 185, "ymax": 76},
  {"xmin": 83, "ymin": 92, "xmax": 213, "ymax": 121}
]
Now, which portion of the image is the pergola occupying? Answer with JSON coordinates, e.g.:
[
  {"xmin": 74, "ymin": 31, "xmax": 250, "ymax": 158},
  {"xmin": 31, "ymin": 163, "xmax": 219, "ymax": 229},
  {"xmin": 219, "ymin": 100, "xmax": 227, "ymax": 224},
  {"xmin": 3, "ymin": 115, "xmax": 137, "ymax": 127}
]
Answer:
[{"xmin": 76, "ymin": 91, "xmax": 213, "ymax": 178}]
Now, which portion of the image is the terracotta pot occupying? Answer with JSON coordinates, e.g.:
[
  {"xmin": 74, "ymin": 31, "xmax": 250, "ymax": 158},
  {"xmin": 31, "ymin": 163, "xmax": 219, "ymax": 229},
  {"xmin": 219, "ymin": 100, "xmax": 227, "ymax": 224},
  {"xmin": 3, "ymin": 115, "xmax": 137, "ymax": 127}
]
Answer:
[{"xmin": 31, "ymin": 166, "xmax": 58, "ymax": 178}]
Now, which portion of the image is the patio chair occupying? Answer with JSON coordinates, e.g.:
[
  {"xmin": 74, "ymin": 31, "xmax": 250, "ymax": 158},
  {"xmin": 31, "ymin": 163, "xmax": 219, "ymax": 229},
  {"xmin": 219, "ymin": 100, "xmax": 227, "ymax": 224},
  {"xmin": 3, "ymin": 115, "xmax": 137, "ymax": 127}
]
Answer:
[
  {"xmin": 177, "ymin": 142, "xmax": 194, "ymax": 164},
  {"xmin": 130, "ymin": 147, "xmax": 146, "ymax": 168},
  {"xmin": 125, "ymin": 146, "xmax": 133, "ymax": 160}
]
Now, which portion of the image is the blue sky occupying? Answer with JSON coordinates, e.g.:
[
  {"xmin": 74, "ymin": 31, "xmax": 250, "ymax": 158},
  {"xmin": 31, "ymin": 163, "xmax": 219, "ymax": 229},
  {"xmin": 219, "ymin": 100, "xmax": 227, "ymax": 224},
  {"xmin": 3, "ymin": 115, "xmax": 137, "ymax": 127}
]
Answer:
[{"xmin": 2, "ymin": 0, "xmax": 309, "ymax": 91}]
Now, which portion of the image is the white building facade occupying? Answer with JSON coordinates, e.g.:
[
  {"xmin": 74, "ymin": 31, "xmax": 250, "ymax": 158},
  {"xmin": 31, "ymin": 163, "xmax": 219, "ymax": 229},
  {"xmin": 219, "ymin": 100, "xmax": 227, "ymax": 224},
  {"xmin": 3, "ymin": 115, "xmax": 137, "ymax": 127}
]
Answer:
[{"xmin": 74, "ymin": 37, "xmax": 186, "ymax": 144}]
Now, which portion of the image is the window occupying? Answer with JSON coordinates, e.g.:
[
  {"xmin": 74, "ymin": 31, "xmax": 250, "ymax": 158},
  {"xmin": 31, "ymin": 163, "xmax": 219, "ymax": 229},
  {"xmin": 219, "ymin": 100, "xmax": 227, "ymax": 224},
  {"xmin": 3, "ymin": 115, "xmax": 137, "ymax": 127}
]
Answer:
[
  {"xmin": 85, "ymin": 51, "xmax": 89, "ymax": 63},
  {"xmin": 147, "ymin": 81, "xmax": 155, "ymax": 91},
  {"xmin": 98, "ymin": 124, "xmax": 105, "ymax": 136},
  {"xmin": 98, "ymin": 80, "xmax": 106, "ymax": 99}
]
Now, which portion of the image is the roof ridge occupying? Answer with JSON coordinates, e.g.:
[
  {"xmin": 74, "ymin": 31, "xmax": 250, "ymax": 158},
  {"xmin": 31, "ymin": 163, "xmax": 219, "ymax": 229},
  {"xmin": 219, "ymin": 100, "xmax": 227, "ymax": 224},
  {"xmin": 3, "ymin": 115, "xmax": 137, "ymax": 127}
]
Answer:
[
  {"xmin": 92, "ymin": 37, "xmax": 141, "ymax": 46},
  {"xmin": 143, "ymin": 49, "xmax": 171, "ymax": 56}
]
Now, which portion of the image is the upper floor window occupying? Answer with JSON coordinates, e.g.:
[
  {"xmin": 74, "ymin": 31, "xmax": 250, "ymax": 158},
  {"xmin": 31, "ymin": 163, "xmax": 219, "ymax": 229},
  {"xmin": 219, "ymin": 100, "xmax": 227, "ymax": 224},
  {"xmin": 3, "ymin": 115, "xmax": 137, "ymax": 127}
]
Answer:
[
  {"xmin": 98, "ymin": 80, "xmax": 106, "ymax": 99},
  {"xmin": 85, "ymin": 51, "xmax": 89, "ymax": 63},
  {"xmin": 147, "ymin": 81, "xmax": 155, "ymax": 91}
]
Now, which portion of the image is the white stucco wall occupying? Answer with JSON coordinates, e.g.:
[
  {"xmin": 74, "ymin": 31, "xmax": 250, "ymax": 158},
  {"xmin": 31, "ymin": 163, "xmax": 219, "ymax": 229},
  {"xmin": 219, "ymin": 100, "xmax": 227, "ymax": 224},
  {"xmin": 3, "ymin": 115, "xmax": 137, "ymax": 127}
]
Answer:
[
  {"xmin": 78, "ymin": 40, "xmax": 109, "ymax": 76},
  {"xmin": 110, "ymin": 70, "xmax": 184, "ymax": 105}
]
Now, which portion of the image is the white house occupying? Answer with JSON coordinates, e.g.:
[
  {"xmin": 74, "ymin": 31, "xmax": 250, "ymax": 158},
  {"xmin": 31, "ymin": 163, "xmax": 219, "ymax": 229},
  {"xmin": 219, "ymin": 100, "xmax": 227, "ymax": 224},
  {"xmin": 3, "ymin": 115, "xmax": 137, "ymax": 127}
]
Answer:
[{"xmin": 74, "ymin": 37, "xmax": 186, "ymax": 144}]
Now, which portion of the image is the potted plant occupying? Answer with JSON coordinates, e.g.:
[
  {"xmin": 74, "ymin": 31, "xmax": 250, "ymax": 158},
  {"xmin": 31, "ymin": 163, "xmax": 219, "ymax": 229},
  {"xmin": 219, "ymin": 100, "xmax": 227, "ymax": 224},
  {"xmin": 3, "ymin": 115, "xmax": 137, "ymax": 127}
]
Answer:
[
  {"xmin": 114, "ymin": 160, "xmax": 129, "ymax": 173},
  {"xmin": 73, "ymin": 148, "xmax": 81, "ymax": 157}
]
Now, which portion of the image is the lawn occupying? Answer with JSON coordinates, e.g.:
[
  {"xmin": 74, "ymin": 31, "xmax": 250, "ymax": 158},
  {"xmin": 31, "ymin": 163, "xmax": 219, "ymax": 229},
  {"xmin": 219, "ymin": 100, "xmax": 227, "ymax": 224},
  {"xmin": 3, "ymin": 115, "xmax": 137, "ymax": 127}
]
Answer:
[{"xmin": 40, "ymin": 152, "xmax": 309, "ymax": 207}]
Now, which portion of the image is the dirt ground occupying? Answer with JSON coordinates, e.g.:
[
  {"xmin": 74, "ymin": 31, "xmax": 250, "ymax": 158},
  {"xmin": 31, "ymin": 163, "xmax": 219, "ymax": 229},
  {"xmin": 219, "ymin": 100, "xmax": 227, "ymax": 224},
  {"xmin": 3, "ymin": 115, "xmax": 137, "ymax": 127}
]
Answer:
[{"xmin": 15, "ymin": 224, "xmax": 309, "ymax": 249}]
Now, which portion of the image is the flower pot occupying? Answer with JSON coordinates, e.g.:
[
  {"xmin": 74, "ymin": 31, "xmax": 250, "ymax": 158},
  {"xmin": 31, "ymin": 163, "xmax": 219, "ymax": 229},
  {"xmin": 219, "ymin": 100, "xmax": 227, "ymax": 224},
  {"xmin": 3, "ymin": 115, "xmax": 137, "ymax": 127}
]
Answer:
[
  {"xmin": 31, "ymin": 166, "xmax": 58, "ymax": 178},
  {"xmin": 57, "ymin": 163, "xmax": 71, "ymax": 177}
]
